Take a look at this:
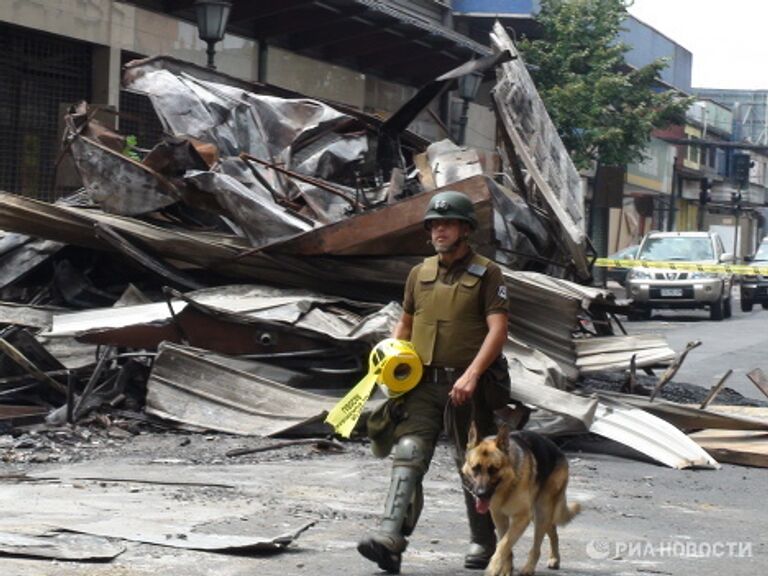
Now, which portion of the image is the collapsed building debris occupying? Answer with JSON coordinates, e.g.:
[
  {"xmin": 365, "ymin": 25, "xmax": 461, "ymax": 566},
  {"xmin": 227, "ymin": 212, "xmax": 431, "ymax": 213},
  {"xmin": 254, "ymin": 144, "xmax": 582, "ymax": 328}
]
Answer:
[
  {"xmin": 0, "ymin": 24, "xmax": 765, "ymax": 515},
  {"xmin": 145, "ymin": 342, "xmax": 335, "ymax": 436},
  {"xmin": 2, "ymin": 24, "xmax": 768, "ymax": 569}
]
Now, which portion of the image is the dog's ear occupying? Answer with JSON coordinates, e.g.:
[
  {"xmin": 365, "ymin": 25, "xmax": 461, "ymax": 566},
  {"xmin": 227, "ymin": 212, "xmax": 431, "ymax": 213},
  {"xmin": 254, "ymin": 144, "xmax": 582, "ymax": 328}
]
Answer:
[
  {"xmin": 495, "ymin": 423, "xmax": 510, "ymax": 453},
  {"xmin": 467, "ymin": 421, "xmax": 479, "ymax": 450}
]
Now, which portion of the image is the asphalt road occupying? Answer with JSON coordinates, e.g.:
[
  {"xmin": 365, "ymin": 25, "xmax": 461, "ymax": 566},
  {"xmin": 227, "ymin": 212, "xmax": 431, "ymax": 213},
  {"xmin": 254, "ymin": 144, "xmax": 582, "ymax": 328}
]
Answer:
[
  {"xmin": 610, "ymin": 283, "xmax": 768, "ymax": 402},
  {"xmin": 1, "ymin": 435, "xmax": 766, "ymax": 576},
  {"xmin": 1, "ymin": 285, "xmax": 766, "ymax": 576}
]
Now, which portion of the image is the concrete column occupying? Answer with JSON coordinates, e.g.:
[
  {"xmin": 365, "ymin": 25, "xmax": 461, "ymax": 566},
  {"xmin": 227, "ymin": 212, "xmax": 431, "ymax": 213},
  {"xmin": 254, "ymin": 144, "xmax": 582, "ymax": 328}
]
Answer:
[{"xmin": 91, "ymin": 44, "xmax": 121, "ymax": 110}]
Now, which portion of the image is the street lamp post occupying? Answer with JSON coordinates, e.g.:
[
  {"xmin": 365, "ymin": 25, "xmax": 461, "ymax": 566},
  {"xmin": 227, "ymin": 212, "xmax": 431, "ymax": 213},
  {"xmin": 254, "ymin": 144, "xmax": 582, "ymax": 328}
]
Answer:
[
  {"xmin": 456, "ymin": 72, "xmax": 482, "ymax": 146},
  {"xmin": 194, "ymin": 0, "xmax": 232, "ymax": 70}
]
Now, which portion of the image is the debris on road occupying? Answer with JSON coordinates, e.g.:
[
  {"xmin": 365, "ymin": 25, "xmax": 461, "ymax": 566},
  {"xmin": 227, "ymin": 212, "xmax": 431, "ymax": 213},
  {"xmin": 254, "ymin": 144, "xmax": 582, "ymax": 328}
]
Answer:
[
  {"xmin": 1, "ymin": 29, "xmax": 768, "ymax": 570},
  {"xmin": 1, "ymin": 26, "xmax": 768, "ymax": 572},
  {"xmin": 0, "ymin": 530, "xmax": 125, "ymax": 561}
]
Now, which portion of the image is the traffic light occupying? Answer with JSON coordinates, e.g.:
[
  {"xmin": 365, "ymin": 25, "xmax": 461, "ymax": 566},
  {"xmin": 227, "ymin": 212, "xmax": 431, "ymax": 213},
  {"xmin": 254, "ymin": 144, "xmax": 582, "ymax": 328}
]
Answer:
[
  {"xmin": 699, "ymin": 178, "xmax": 711, "ymax": 205},
  {"xmin": 732, "ymin": 153, "xmax": 753, "ymax": 187}
]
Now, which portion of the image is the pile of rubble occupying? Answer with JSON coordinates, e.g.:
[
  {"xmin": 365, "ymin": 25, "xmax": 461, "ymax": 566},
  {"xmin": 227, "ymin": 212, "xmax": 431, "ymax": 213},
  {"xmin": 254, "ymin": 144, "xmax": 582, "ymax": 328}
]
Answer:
[{"xmin": 1, "ymin": 24, "xmax": 766, "ymax": 473}]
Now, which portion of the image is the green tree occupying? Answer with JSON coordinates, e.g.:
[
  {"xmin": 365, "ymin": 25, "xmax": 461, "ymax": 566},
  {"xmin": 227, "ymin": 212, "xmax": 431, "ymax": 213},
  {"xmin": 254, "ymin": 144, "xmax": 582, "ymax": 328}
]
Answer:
[{"xmin": 518, "ymin": 0, "xmax": 691, "ymax": 169}]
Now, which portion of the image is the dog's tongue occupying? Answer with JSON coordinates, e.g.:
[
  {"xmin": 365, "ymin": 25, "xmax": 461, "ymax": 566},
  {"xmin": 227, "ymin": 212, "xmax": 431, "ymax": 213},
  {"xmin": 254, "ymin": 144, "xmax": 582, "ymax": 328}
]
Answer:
[{"xmin": 474, "ymin": 497, "xmax": 490, "ymax": 515}]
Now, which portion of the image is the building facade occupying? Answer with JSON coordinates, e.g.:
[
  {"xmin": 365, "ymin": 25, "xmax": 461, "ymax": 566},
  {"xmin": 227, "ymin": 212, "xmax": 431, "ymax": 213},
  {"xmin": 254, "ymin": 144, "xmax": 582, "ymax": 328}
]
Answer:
[
  {"xmin": 0, "ymin": 0, "xmax": 494, "ymax": 201},
  {"xmin": 696, "ymin": 89, "xmax": 768, "ymax": 145}
]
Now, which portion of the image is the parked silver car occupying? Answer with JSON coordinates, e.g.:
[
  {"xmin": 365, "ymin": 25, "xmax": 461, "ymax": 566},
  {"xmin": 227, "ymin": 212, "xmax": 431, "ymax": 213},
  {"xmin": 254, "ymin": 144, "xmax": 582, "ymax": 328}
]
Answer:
[
  {"xmin": 625, "ymin": 231, "xmax": 734, "ymax": 321},
  {"xmin": 605, "ymin": 244, "xmax": 639, "ymax": 286},
  {"xmin": 740, "ymin": 236, "xmax": 768, "ymax": 312}
]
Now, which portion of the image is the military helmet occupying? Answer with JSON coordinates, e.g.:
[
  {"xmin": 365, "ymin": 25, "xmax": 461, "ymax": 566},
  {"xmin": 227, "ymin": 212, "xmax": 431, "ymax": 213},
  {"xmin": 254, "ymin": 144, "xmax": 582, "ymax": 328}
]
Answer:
[{"xmin": 423, "ymin": 191, "xmax": 477, "ymax": 229}]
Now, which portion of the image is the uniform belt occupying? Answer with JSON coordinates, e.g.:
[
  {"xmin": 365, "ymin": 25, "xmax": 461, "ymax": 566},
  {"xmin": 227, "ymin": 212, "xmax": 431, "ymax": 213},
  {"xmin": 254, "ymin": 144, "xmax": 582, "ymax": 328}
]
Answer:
[{"xmin": 423, "ymin": 366, "xmax": 465, "ymax": 383}]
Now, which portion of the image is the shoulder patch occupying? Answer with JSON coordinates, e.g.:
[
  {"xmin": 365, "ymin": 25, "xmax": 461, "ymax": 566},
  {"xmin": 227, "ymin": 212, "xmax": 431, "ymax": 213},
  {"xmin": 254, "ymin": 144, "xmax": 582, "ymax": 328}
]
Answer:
[
  {"xmin": 497, "ymin": 285, "xmax": 508, "ymax": 300},
  {"xmin": 467, "ymin": 263, "xmax": 487, "ymax": 278}
]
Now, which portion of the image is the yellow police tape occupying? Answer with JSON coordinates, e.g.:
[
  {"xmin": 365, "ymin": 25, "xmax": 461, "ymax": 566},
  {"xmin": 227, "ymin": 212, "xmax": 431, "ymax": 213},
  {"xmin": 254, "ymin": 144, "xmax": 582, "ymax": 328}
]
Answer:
[
  {"xmin": 325, "ymin": 339, "xmax": 423, "ymax": 438},
  {"xmin": 594, "ymin": 258, "xmax": 768, "ymax": 275}
]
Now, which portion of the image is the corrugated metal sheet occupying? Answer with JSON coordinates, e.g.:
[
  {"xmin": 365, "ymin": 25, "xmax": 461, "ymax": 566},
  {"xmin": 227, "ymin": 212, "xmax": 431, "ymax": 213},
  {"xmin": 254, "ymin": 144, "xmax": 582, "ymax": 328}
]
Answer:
[
  {"xmin": 589, "ymin": 398, "xmax": 720, "ymax": 469},
  {"xmin": 145, "ymin": 343, "xmax": 333, "ymax": 436}
]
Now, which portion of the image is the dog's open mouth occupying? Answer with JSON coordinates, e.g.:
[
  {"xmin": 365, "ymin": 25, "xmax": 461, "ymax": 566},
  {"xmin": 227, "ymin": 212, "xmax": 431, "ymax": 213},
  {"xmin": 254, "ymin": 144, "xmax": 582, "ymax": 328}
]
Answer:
[{"xmin": 474, "ymin": 496, "xmax": 491, "ymax": 514}]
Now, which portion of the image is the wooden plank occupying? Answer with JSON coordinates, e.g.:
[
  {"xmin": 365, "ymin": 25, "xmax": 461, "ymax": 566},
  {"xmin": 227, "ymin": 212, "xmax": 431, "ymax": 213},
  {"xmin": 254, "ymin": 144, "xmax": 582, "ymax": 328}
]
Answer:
[
  {"xmin": 699, "ymin": 369, "xmax": 734, "ymax": 409},
  {"xmin": 649, "ymin": 340, "xmax": 702, "ymax": 401},
  {"xmin": 267, "ymin": 175, "xmax": 494, "ymax": 256},
  {"xmin": 689, "ymin": 430, "xmax": 768, "ymax": 468},
  {"xmin": 574, "ymin": 335, "xmax": 673, "ymax": 356},
  {"xmin": 746, "ymin": 367, "xmax": 768, "ymax": 401},
  {"xmin": 597, "ymin": 391, "xmax": 768, "ymax": 431}
]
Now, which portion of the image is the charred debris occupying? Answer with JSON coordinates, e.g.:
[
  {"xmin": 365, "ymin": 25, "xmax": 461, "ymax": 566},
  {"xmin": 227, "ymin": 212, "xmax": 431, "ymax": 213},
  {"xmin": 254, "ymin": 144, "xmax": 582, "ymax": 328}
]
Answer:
[{"xmin": 0, "ymin": 24, "xmax": 765, "ymax": 471}]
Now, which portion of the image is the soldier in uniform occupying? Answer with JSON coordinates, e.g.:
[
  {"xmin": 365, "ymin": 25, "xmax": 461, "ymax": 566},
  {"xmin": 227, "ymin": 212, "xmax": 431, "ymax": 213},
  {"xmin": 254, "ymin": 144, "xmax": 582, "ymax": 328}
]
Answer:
[{"xmin": 358, "ymin": 190, "xmax": 518, "ymax": 574}]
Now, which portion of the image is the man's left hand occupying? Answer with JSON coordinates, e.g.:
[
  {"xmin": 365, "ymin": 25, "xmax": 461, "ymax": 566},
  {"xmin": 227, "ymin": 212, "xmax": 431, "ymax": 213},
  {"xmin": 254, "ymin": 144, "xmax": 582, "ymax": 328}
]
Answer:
[{"xmin": 449, "ymin": 372, "xmax": 478, "ymax": 406}]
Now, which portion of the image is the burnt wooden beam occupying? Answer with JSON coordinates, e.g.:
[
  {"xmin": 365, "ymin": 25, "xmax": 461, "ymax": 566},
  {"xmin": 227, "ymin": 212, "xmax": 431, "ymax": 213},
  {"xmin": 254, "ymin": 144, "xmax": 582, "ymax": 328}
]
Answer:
[
  {"xmin": 699, "ymin": 369, "xmax": 734, "ymax": 409},
  {"xmin": 649, "ymin": 340, "xmax": 702, "ymax": 402},
  {"xmin": 746, "ymin": 368, "xmax": 768, "ymax": 401}
]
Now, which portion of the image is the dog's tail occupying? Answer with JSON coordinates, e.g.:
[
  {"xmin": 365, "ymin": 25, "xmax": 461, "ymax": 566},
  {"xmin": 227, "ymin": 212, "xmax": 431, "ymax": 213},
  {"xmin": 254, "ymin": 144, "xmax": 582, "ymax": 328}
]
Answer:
[{"xmin": 553, "ymin": 497, "xmax": 581, "ymax": 526}]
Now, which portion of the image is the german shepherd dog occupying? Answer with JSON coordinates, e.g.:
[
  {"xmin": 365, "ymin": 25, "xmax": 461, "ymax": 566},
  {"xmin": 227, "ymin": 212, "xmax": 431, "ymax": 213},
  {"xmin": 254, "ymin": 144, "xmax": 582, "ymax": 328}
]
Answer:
[{"xmin": 462, "ymin": 423, "xmax": 580, "ymax": 576}]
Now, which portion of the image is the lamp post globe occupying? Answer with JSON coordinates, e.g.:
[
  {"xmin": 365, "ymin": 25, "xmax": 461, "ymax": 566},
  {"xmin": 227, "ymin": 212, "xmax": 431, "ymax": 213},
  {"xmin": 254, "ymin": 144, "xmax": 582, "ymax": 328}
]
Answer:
[{"xmin": 194, "ymin": 0, "xmax": 232, "ymax": 70}]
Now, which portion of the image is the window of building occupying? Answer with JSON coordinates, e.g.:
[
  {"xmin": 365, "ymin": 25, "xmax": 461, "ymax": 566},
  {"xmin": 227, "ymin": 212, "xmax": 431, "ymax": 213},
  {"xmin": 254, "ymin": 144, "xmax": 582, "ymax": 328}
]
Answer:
[{"xmin": 0, "ymin": 22, "xmax": 92, "ymax": 201}]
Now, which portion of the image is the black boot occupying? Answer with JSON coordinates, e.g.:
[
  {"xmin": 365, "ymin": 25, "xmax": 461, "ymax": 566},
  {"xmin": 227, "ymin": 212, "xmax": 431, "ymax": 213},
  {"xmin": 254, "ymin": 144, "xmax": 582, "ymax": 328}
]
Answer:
[{"xmin": 462, "ymin": 489, "xmax": 496, "ymax": 569}]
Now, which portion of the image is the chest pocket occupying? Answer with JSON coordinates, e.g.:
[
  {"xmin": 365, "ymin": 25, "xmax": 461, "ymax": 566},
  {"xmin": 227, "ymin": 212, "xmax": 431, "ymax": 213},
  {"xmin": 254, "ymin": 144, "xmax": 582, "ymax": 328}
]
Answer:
[{"xmin": 432, "ymin": 272, "xmax": 481, "ymax": 320}]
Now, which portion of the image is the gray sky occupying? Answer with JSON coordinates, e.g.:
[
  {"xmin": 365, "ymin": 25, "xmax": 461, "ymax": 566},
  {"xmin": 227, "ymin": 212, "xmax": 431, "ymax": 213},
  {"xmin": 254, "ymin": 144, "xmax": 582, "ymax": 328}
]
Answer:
[{"xmin": 627, "ymin": 0, "xmax": 768, "ymax": 90}]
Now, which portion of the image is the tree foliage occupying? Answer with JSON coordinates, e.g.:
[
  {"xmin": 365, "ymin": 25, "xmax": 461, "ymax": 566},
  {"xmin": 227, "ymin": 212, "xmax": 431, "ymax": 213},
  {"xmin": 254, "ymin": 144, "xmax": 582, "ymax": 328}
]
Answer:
[{"xmin": 517, "ymin": 0, "xmax": 691, "ymax": 169}]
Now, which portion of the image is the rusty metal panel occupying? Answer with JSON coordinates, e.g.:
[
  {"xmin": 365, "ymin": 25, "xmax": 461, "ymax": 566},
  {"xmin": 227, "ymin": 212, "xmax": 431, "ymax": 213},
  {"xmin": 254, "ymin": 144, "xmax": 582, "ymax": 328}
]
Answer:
[
  {"xmin": 68, "ymin": 134, "xmax": 181, "ymax": 216},
  {"xmin": 145, "ymin": 342, "xmax": 333, "ymax": 436},
  {"xmin": 0, "ymin": 531, "xmax": 125, "ymax": 561},
  {"xmin": 490, "ymin": 22, "xmax": 589, "ymax": 279}
]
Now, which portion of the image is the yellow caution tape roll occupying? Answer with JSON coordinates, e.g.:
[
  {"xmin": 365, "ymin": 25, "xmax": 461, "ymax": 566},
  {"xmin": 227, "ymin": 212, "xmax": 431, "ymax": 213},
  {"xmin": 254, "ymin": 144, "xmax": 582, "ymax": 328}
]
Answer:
[
  {"xmin": 594, "ymin": 258, "xmax": 768, "ymax": 275},
  {"xmin": 369, "ymin": 338, "xmax": 423, "ymax": 398},
  {"xmin": 324, "ymin": 339, "xmax": 423, "ymax": 438}
]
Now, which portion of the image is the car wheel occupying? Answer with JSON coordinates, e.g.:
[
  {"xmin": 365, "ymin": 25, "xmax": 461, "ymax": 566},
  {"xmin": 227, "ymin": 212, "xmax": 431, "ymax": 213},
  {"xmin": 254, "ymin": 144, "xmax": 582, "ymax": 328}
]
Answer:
[
  {"xmin": 724, "ymin": 296, "xmax": 732, "ymax": 318},
  {"xmin": 628, "ymin": 308, "xmax": 652, "ymax": 321},
  {"xmin": 741, "ymin": 299, "xmax": 754, "ymax": 312},
  {"xmin": 710, "ymin": 297, "xmax": 724, "ymax": 321},
  {"xmin": 762, "ymin": 302, "xmax": 768, "ymax": 310}
]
